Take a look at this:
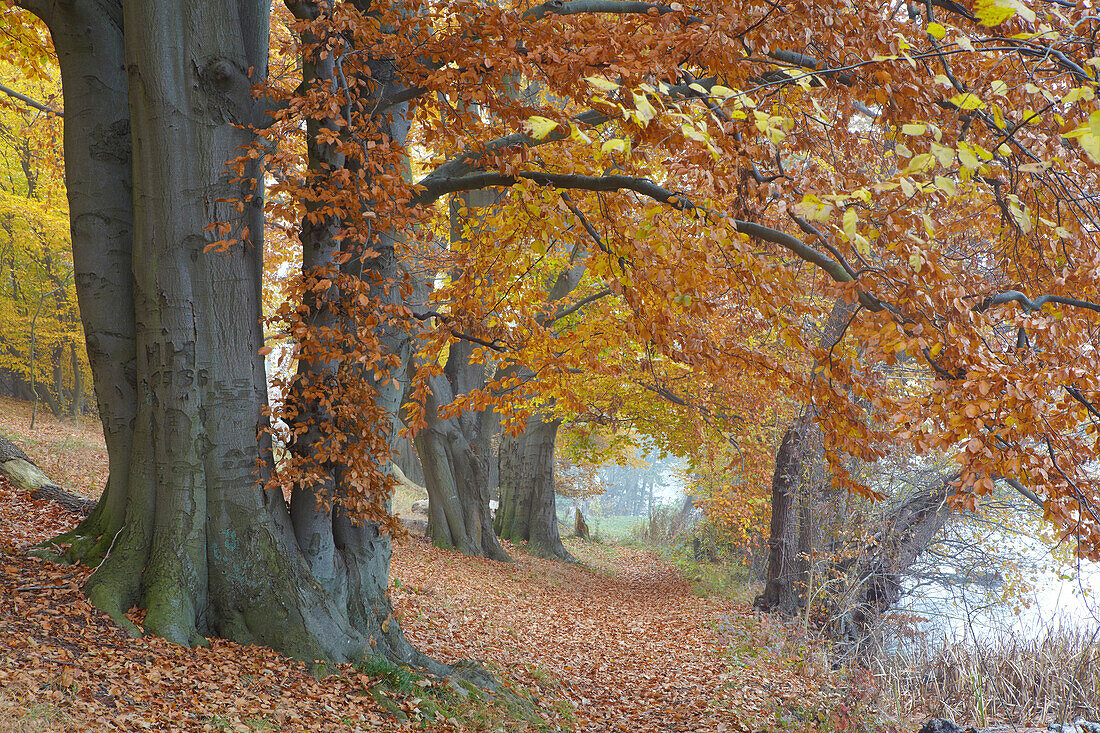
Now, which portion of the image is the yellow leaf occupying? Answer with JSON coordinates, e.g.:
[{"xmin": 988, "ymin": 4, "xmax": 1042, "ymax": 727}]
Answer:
[
  {"xmin": 950, "ymin": 92, "xmax": 985, "ymax": 110},
  {"xmin": 1062, "ymin": 87, "xmax": 1095, "ymax": 105},
  {"xmin": 931, "ymin": 142, "xmax": 956, "ymax": 167},
  {"xmin": 525, "ymin": 116, "xmax": 560, "ymax": 139},
  {"xmin": 585, "ymin": 77, "xmax": 619, "ymax": 92},
  {"xmin": 570, "ymin": 125, "xmax": 592, "ymax": 143},
  {"xmin": 901, "ymin": 123, "xmax": 926, "ymax": 136},
  {"xmin": 958, "ymin": 147, "xmax": 981, "ymax": 169},
  {"xmin": 1008, "ymin": 202, "xmax": 1032, "ymax": 233},
  {"xmin": 906, "ymin": 153, "xmax": 935, "ymax": 173},
  {"xmin": 843, "ymin": 207, "xmax": 858, "ymax": 242},
  {"xmin": 934, "ymin": 175, "xmax": 956, "ymax": 195},
  {"xmin": 681, "ymin": 123, "xmax": 707, "ymax": 142},
  {"xmin": 974, "ymin": 0, "xmax": 1034, "ymax": 26},
  {"xmin": 633, "ymin": 92, "xmax": 658, "ymax": 125},
  {"xmin": 909, "ymin": 250, "xmax": 923, "ymax": 272},
  {"xmin": 602, "ymin": 138, "xmax": 628, "ymax": 154},
  {"xmin": 927, "ymin": 22, "xmax": 947, "ymax": 39},
  {"xmin": 711, "ymin": 85, "xmax": 736, "ymax": 99},
  {"xmin": 990, "ymin": 80, "xmax": 1009, "ymax": 96}
]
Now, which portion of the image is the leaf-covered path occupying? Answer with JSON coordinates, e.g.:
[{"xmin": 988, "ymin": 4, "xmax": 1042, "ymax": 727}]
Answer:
[
  {"xmin": 1, "ymin": 466, "xmax": 839, "ymax": 732},
  {"xmin": 394, "ymin": 540, "xmax": 751, "ymax": 731}
]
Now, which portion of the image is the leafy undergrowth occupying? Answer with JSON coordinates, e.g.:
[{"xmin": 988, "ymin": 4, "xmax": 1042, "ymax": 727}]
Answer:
[{"xmin": 0, "ymin": 421, "xmax": 891, "ymax": 732}]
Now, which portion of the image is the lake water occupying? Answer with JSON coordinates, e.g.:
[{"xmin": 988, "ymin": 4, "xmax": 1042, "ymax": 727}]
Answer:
[{"xmin": 896, "ymin": 535, "xmax": 1100, "ymax": 642}]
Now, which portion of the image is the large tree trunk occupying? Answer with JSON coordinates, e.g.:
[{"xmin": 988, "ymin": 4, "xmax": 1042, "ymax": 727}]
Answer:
[
  {"xmin": 408, "ymin": 185, "xmax": 509, "ymax": 560},
  {"xmin": 415, "ymin": 350, "xmax": 510, "ymax": 560},
  {"xmin": 22, "ymin": 0, "xmax": 439, "ymax": 669},
  {"xmin": 754, "ymin": 413, "xmax": 816, "ymax": 615},
  {"xmin": 829, "ymin": 473, "xmax": 956, "ymax": 654},
  {"xmin": 756, "ymin": 297, "xmax": 858, "ymax": 615},
  {"xmin": 495, "ymin": 415, "xmax": 574, "ymax": 562}
]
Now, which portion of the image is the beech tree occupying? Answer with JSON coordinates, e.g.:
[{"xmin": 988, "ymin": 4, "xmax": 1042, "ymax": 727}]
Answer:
[{"xmin": 12, "ymin": 0, "xmax": 440, "ymax": 667}]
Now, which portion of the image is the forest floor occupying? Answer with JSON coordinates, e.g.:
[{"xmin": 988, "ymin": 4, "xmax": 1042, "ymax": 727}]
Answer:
[{"xmin": 0, "ymin": 402, "xmax": 899, "ymax": 733}]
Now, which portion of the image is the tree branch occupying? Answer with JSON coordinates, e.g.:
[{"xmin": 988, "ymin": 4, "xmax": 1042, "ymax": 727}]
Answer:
[
  {"xmin": 1065, "ymin": 385, "xmax": 1100, "ymax": 422},
  {"xmin": 977, "ymin": 290, "xmax": 1100, "ymax": 315},
  {"xmin": 523, "ymin": 0, "xmax": 701, "ymax": 22},
  {"xmin": 547, "ymin": 288, "xmax": 613, "ymax": 324},
  {"xmin": 418, "ymin": 169, "xmax": 897, "ymax": 313},
  {"xmin": 0, "ymin": 83, "xmax": 62, "ymax": 117},
  {"xmin": 997, "ymin": 475, "xmax": 1045, "ymax": 509}
]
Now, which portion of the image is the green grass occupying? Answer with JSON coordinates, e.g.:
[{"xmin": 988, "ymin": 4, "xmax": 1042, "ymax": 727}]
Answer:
[{"xmin": 587, "ymin": 514, "xmax": 645, "ymax": 541}]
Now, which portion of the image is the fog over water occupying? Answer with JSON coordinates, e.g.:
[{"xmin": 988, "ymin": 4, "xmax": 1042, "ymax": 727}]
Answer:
[{"xmin": 897, "ymin": 535, "xmax": 1100, "ymax": 642}]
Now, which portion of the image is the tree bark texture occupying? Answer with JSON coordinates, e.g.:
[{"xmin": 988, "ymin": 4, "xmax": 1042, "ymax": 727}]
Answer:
[
  {"xmin": 755, "ymin": 412, "xmax": 817, "ymax": 615},
  {"xmin": 22, "ymin": 0, "xmax": 440, "ymax": 669},
  {"xmin": 756, "ymin": 298, "xmax": 859, "ymax": 616},
  {"xmin": 495, "ymin": 415, "xmax": 574, "ymax": 562},
  {"xmin": 414, "ymin": 349, "xmax": 510, "ymax": 560}
]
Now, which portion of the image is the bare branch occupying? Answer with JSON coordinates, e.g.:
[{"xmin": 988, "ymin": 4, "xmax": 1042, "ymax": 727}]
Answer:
[
  {"xmin": 524, "ymin": 0, "xmax": 701, "ymax": 22},
  {"xmin": 977, "ymin": 290, "xmax": 1100, "ymax": 315},
  {"xmin": 0, "ymin": 83, "xmax": 62, "ymax": 117},
  {"xmin": 546, "ymin": 288, "xmax": 613, "ymax": 324}
]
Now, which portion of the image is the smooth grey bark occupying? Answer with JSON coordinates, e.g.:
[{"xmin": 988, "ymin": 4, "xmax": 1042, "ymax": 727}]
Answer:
[
  {"xmin": 415, "ymin": 351, "xmax": 511, "ymax": 560},
  {"xmin": 411, "ymin": 187, "xmax": 510, "ymax": 560},
  {"xmin": 22, "ymin": 0, "xmax": 440, "ymax": 668},
  {"xmin": 18, "ymin": 0, "xmax": 138, "ymax": 569},
  {"xmin": 495, "ymin": 415, "xmax": 574, "ymax": 562},
  {"xmin": 393, "ymin": 431, "xmax": 425, "ymax": 486}
]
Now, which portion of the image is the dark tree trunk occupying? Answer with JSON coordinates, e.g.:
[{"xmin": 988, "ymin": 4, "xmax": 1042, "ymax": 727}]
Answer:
[
  {"xmin": 574, "ymin": 507, "xmax": 590, "ymax": 539},
  {"xmin": 831, "ymin": 473, "xmax": 956, "ymax": 651},
  {"xmin": 755, "ymin": 413, "xmax": 815, "ymax": 615},
  {"xmin": 22, "ymin": 0, "xmax": 440, "ymax": 669},
  {"xmin": 495, "ymin": 415, "xmax": 574, "ymax": 562},
  {"xmin": 69, "ymin": 341, "xmax": 83, "ymax": 418},
  {"xmin": 756, "ymin": 298, "xmax": 858, "ymax": 616}
]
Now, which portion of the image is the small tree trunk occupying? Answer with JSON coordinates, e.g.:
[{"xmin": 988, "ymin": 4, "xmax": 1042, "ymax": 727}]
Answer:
[
  {"xmin": 574, "ymin": 507, "xmax": 590, "ymax": 539},
  {"xmin": 69, "ymin": 341, "xmax": 83, "ymax": 418},
  {"xmin": 495, "ymin": 416, "xmax": 574, "ymax": 562}
]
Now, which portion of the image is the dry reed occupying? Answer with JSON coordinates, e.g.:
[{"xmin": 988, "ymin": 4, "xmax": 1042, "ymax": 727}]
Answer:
[{"xmin": 876, "ymin": 624, "xmax": 1100, "ymax": 727}]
